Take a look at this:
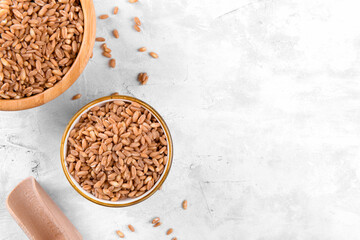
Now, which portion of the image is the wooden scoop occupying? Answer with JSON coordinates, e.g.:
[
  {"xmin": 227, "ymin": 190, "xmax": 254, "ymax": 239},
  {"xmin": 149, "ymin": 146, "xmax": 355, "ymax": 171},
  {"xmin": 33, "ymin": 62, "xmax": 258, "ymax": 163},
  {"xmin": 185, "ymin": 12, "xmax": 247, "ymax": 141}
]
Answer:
[{"xmin": 6, "ymin": 177, "xmax": 82, "ymax": 240}]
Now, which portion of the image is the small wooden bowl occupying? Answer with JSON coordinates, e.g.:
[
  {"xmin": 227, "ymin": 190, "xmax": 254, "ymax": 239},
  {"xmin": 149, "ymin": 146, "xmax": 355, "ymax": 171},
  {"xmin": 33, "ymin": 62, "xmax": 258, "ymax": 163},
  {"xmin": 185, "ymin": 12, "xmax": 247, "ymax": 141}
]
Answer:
[
  {"xmin": 0, "ymin": 0, "xmax": 96, "ymax": 111},
  {"xmin": 60, "ymin": 95, "xmax": 174, "ymax": 207}
]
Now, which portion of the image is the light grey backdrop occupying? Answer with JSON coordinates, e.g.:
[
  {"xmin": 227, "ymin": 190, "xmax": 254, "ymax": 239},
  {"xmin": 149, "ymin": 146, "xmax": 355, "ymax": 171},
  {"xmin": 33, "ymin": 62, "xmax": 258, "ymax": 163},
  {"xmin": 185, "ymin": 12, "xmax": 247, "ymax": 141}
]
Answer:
[{"xmin": 2, "ymin": 0, "xmax": 360, "ymax": 239}]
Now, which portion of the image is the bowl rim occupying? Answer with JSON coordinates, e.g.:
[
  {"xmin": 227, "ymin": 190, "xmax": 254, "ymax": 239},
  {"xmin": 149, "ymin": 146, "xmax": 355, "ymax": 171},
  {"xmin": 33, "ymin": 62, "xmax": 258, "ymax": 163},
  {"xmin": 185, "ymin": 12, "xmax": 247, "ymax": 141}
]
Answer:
[
  {"xmin": 0, "ymin": 0, "xmax": 96, "ymax": 111},
  {"xmin": 60, "ymin": 95, "xmax": 173, "ymax": 207}
]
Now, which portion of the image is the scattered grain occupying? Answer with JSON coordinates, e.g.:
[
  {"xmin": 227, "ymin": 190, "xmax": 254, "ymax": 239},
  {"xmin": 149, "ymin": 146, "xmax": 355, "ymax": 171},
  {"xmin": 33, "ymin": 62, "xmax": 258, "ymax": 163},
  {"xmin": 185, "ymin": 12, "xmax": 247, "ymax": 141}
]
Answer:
[
  {"xmin": 96, "ymin": 37, "xmax": 106, "ymax": 42},
  {"xmin": 128, "ymin": 225, "xmax": 135, "ymax": 232},
  {"xmin": 134, "ymin": 24, "xmax": 141, "ymax": 32},
  {"xmin": 167, "ymin": 228, "xmax": 173, "ymax": 235},
  {"xmin": 138, "ymin": 47, "xmax": 147, "ymax": 52},
  {"xmin": 138, "ymin": 73, "xmax": 149, "ymax": 85},
  {"xmin": 152, "ymin": 217, "xmax": 160, "ymax": 224},
  {"xmin": 149, "ymin": 52, "xmax": 159, "ymax": 59},
  {"xmin": 114, "ymin": 7, "xmax": 119, "ymax": 15},
  {"xmin": 182, "ymin": 200, "xmax": 187, "ymax": 210},
  {"xmin": 134, "ymin": 17, "xmax": 141, "ymax": 26},
  {"xmin": 103, "ymin": 52, "xmax": 112, "ymax": 58},
  {"xmin": 116, "ymin": 230, "xmax": 125, "ymax": 238},
  {"xmin": 154, "ymin": 222, "xmax": 161, "ymax": 227},
  {"xmin": 113, "ymin": 29, "xmax": 120, "ymax": 39},
  {"xmin": 72, "ymin": 94, "xmax": 82, "ymax": 100},
  {"xmin": 109, "ymin": 59, "xmax": 116, "ymax": 68},
  {"xmin": 99, "ymin": 14, "xmax": 109, "ymax": 19}
]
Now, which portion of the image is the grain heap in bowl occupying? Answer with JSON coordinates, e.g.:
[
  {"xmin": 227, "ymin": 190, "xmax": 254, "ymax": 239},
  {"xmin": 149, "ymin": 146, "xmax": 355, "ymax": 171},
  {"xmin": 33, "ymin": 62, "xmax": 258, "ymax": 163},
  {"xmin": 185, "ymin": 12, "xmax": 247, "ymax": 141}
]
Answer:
[
  {"xmin": 0, "ymin": 0, "xmax": 84, "ymax": 99},
  {"xmin": 65, "ymin": 100, "xmax": 168, "ymax": 201}
]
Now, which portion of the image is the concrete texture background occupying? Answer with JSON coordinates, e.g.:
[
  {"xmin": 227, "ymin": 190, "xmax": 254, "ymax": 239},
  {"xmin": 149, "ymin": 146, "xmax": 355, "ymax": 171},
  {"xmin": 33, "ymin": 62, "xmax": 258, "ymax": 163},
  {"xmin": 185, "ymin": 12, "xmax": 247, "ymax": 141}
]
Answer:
[{"xmin": 2, "ymin": 0, "xmax": 360, "ymax": 239}]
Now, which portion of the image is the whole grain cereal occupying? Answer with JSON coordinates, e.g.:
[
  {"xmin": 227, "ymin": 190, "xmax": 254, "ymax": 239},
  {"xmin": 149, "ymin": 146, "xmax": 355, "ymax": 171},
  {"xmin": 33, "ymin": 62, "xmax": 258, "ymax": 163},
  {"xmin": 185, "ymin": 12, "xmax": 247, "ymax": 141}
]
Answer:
[
  {"xmin": 66, "ymin": 100, "xmax": 168, "ymax": 201},
  {"xmin": 0, "ymin": 0, "xmax": 84, "ymax": 99}
]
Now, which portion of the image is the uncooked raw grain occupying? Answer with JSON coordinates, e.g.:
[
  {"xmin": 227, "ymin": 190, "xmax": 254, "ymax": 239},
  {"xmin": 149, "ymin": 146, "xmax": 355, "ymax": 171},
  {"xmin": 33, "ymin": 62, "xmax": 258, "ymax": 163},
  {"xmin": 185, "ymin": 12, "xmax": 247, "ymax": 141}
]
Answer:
[
  {"xmin": 152, "ymin": 217, "xmax": 160, "ymax": 224},
  {"xmin": 113, "ymin": 29, "xmax": 119, "ymax": 39},
  {"xmin": 72, "ymin": 93, "xmax": 81, "ymax": 100},
  {"xmin": 134, "ymin": 24, "xmax": 141, "ymax": 32},
  {"xmin": 113, "ymin": 7, "xmax": 119, "ymax": 15},
  {"xmin": 96, "ymin": 37, "xmax": 106, "ymax": 42},
  {"xmin": 128, "ymin": 224, "xmax": 135, "ymax": 232},
  {"xmin": 154, "ymin": 222, "xmax": 161, "ymax": 227},
  {"xmin": 138, "ymin": 73, "xmax": 148, "ymax": 85},
  {"xmin": 66, "ymin": 100, "xmax": 168, "ymax": 201},
  {"xmin": 116, "ymin": 230, "xmax": 125, "ymax": 238},
  {"xmin": 134, "ymin": 17, "xmax": 141, "ymax": 26},
  {"xmin": 149, "ymin": 52, "xmax": 159, "ymax": 59},
  {"xmin": 103, "ymin": 52, "xmax": 112, "ymax": 58},
  {"xmin": 99, "ymin": 14, "xmax": 109, "ymax": 19},
  {"xmin": 109, "ymin": 59, "xmax": 116, "ymax": 68},
  {"xmin": 182, "ymin": 200, "xmax": 187, "ymax": 210},
  {"xmin": 0, "ymin": 0, "xmax": 84, "ymax": 99}
]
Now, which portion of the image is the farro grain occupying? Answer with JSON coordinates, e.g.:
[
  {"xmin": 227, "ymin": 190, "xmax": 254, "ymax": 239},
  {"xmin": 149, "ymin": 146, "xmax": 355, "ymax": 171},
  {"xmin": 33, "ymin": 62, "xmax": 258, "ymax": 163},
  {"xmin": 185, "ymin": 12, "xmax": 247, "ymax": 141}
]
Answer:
[
  {"xmin": 134, "ymin": 17, "xmax": 141, "ymax": 26},
  {"xmin": 153, "ymin": 222, "xmax": 161, "ymax": 227},
  {"xmin": 0, "ymin": 0, "xmax": 84, "ymax": 99},
  {"xmin": 99, "ymin": 14, "xmax": 109, "ymax": 19},
  {"xmin": 138, "ymin": 72, "xmax": 149, "ymax": 85},
  {"xmin": 128, "ymin": 225, "xmax": 135, "ymax": 232},
  {"xmin": 66, "ymin": 100, "xmax": 168, "ymax": 201},
  {"xmin": 182, "ymin": 200, "xmax": 187, "ymax": 210},
  {"xmin": 149, "ymin": 52, "xmax": 159, "ymax": 59},
  {"xmin": 113, "ymin": 29, "xmax": 119, "ymax": 39},
  {"xmin": 72, "ymin": 94, "xmax": 81, "ymax": 100},
  {"xmin": 134, "ymin": 24, "xmax": 141, "ymax": 32},
  {"xmin": 96, "ymin": 37, "xmax": 106, "ymax": 42},
  {"xmin": 113, "ymin": 7, "xmax": 119, "ymax": 15},
  {"xmin": 138, "ymin": 47, "xmax": 147, "ymax": 52},
  {"xmin": 167, "ymin": 228, "xmax": 173, "ymax": 235},
  {"xmin": 103, "ymin": 52, "xmax": 112, "ymax": 58},
  {"xmin": 152, "ymin": 217, "xmax": 160, "ymax": 224},
  {"xmin": 109, "ymin": 59, "xmax": 116, "ymax": 68},
  {"xmin": 116, "ymin": 230, "xmax": 125, "ymax": 238}
]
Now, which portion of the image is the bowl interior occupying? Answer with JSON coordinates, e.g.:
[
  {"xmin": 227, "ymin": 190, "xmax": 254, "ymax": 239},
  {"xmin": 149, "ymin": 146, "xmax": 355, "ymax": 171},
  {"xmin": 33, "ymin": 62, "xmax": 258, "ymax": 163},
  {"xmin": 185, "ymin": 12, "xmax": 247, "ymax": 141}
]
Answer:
[
  {"xmin": 61, "ymin": 96, "xmax": 173, "ymax": 207},
  {"xmin": 0, "ymin": 0, "xmax": 96, "ymax": 111}
]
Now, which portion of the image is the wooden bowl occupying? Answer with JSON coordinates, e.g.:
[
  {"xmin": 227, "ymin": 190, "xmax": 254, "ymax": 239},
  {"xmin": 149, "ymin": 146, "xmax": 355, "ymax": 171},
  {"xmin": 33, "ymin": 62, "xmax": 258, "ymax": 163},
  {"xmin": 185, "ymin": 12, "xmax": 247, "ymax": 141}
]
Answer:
[
  {"xmin": 60, "ymin": 95, "xmax": 174, "ymax": 207},
  {"xmin": 0, "ymin": 0, "xmax": 96, "ymax": 111}
]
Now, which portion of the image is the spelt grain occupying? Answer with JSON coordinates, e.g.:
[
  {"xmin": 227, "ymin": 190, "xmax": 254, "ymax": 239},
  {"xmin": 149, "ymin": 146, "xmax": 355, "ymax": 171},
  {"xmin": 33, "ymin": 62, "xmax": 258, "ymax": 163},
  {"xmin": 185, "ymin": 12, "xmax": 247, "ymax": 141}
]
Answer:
[
  {"xmin": 96, "ymin": 37, "xmax": 106, "ymax": 42},
  {"xmin": 113, "ymin": 29, "xmax": 119, "ymax": 39},
  {"xmin": 152, "ymin": 217, "xmax": 160, "ymax": 224},
  {"xmin": 0, "ymin": 0, "xmax": 84, "ymax": 99},
  {"xmin": 72, "ymin": 94, "xmax": 81, "ymax": 100},
  {"xmin": 154, "ymin": 222, "xmax": 161, "ymax": 227},
  {"xmin": 99, "ymin": 14, "xmax": 109, "ymax": 19},
  {"xmin": 66, "ymin": 100, "xmax": 168, "ymax": 201},
  {"xmin": 182, "ymin": 200, "xmax": 187, "ymax": 210},
  {"xmin": 128, "ymin": 225, "xmax": 135, "ymax": 232},
  {"xmin": 134, "ymin": 24, "xmax": 141, "ymax": 32},
  {"xmin": 149, "ymin": 52, "xmax": 159, "ymax": 58},
  {"xmin": 116, "ymin": 230, "xmax": 125, "ymax": 238},
  {"xmin": 109, "ymin": 59, "xmax": 116, "ymax": 68},
  {"xmin": 134, "ymin": 17, "xmax": 141, "ymax": 26},
  {"xmin": 113, "ymin": 7, "xmax": 119, "ymax": 15}
]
